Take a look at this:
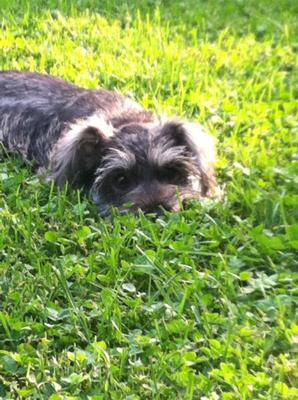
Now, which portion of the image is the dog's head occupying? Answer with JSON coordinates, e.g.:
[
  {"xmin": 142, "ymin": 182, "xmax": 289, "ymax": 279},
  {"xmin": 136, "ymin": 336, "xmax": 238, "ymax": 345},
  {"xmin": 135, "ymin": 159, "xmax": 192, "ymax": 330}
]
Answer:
[{"xmin": 50, "ymin": 115, "xmax": 216, "ymax": 215}]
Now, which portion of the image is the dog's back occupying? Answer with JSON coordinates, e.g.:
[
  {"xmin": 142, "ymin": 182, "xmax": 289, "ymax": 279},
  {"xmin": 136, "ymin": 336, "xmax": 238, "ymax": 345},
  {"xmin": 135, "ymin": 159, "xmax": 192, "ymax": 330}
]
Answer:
[{"xmin": 0, "ymin": 71, "xmax": 151, "ymax": 166}]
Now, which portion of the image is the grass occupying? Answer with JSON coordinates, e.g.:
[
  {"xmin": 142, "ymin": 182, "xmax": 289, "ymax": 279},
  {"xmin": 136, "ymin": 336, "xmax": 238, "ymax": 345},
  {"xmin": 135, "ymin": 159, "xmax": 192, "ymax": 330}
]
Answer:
[{"xmin": 0, "ymin": 0, "xmax": 297, "ymax": 398}]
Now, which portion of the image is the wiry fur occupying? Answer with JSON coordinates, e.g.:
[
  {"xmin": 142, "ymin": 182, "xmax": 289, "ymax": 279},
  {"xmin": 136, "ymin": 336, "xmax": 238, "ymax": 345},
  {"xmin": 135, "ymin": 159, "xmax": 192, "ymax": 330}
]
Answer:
[
  {"xmin": 49, "ymin": 114, "xmax": 114, "ymax": 187},
  {"xmin": 0, "ymin": 71, "xmax": 216, "ymax": 215}
]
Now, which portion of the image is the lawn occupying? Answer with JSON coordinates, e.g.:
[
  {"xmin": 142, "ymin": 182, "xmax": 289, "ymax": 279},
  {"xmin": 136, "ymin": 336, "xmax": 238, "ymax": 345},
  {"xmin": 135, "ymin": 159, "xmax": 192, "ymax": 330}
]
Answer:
[{"xmin": 0, "ymin": 0, "xmax": 297, "ymax": 399}]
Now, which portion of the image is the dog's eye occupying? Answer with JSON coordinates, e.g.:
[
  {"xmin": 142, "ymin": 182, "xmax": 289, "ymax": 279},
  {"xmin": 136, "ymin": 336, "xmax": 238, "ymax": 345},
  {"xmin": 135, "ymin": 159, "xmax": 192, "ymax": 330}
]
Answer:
[
  {"xmin": 112, "ymin": 173, "xmax": 130, "ymax": 189},
  {"xmin": 158, "ymin": 166, "xmax": 187, "ymax": 185},
  {"xmin": 161, "ymin": 168, "xmax": 176, "ymax": 181}
]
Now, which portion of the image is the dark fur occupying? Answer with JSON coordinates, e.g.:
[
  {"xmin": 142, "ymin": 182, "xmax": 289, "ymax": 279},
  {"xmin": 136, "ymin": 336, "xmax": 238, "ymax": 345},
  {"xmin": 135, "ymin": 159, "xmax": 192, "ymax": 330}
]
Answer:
[{"xmin": 0, "ymin": 71, "xmax": 216, "ymax": 215}]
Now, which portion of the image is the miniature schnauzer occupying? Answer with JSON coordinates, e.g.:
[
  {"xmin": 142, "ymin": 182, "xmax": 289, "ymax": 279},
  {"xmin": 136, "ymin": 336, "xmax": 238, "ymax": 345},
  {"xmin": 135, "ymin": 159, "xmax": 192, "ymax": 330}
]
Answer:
[{"xmin": 0, "ymin": 71, "xmax": 216, "ymax": 215}]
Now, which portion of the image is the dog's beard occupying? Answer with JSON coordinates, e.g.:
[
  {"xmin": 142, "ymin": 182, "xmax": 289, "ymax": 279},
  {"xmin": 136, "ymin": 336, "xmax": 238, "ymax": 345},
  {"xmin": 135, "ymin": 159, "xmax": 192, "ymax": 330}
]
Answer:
[{"xmin": 91, "ymin": 173, "xmax": 203, "ymax": 217}]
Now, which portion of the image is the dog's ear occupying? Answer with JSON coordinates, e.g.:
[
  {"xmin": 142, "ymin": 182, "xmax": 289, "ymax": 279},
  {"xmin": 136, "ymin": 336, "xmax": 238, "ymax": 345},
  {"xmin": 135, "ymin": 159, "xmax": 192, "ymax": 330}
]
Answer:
[
  {"xmin": 49, "ymin": 115, "xmax": 113, "ymax": 188},
  {"xmin": 161, "ymin": 121, "xmax": 216, "ymax": 196}
]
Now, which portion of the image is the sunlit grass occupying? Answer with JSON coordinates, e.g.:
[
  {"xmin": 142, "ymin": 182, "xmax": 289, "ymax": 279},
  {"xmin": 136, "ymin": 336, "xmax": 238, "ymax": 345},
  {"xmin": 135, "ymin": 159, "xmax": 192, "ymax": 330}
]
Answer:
[{"xmin": 0, "ymin": 1, "xmax": 297, "ymax": 399}]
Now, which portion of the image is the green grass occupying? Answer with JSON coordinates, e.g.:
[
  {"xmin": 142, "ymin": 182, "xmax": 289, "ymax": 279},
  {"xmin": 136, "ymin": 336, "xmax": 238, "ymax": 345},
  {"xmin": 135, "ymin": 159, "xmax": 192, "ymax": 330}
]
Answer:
[{"xmin": 0, "ymin": 0, "xmax": 297, "ymax": 399}]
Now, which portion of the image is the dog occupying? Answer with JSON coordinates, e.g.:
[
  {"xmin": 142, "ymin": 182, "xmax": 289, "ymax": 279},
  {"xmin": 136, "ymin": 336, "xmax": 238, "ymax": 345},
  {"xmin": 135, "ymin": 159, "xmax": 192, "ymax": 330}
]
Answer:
[{"xmin": 0, "ymin": 71, "xmax": 216, "ymax": 215}]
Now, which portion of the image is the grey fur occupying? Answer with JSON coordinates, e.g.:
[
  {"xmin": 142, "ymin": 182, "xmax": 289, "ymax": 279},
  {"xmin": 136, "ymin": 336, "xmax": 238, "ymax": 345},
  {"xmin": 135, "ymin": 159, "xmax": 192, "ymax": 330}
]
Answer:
[{"xmin": 0, "ymin": 71, "xmax": 216, "ymax": 215}]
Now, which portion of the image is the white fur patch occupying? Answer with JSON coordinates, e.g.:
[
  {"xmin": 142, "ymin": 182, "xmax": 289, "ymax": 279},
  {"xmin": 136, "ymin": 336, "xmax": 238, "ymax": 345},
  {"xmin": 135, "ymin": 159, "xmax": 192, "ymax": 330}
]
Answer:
[{"xmin": 188, "ymin": 174, "xmax": 201, "ymax": 192}]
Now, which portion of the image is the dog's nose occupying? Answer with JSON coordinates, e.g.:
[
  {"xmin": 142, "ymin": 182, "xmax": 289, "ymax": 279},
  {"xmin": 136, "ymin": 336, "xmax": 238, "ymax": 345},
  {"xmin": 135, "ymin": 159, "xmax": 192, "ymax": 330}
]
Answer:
[{"xmin": 142, "ymin": 203, "xmax": 172, "ymax": 215}]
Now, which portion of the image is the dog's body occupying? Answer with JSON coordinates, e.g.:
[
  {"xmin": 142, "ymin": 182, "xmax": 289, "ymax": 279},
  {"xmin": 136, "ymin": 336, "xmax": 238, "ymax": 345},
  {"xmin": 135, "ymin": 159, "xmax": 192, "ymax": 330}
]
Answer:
[{"xmin": 0, "ymin": 71, "xmax": 216, "ymax": 215}]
